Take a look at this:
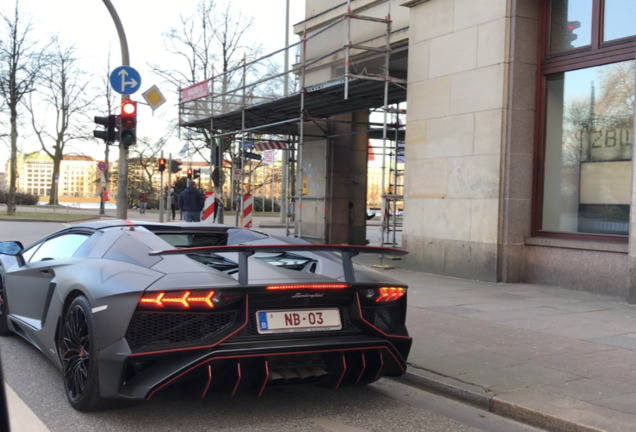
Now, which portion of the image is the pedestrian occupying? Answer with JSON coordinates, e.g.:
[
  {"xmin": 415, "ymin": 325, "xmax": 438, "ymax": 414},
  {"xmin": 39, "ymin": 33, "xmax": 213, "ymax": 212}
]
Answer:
[
  {"xmin": 178, "ymin": 180, "xmax": 204, "ymax": 222},
  {"xmin": 138, "ymin": 191, "xmax": 147, "ymax": 214},
  {"xmin": 169, "ymin": 188, "xmax": 178, "ymax": 220}
]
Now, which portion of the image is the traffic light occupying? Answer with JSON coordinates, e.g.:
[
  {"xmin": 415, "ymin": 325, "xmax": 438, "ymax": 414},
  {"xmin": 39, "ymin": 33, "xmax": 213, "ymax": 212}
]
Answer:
[
  {"xmin": 186, "ymin": 168, "xmax": 193, "ymax": 179},
  {"xmin": 93, "ymin": 114, "xmax": 118, "ymax": 143},
  {"xmin": 193, "ymin": 168, "xmax": 200, "ymax": 179},
  {"xmin": 566, "ymin": 20, "xmax": 580, "ymax": 48},
  {"xmin": 170, "ymin": 160, "xmax": 182, "ymax": 174},
  {"xmin": 158, "ymin": 158, "xmax": 166, "ymax": 172},
  {"xmin": 120, "ymin": 100, "xmax": 137, "ymax": 146}
]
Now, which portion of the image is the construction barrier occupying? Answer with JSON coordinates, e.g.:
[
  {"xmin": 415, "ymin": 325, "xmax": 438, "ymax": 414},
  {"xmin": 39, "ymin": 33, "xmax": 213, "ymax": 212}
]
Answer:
[
  {"xmin": 203, "ymin": 191, "xmax": 216, "ymax": 223},
  {"xmin": 242, "ymin": 193, "xmax": 253, "ymax": 228}
]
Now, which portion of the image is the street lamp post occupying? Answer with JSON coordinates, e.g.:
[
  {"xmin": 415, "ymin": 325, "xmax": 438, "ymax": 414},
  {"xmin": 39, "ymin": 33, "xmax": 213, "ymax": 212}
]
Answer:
[{"xmin": 101, "ymin": 0, "xmax": 131, "ymax": 220}]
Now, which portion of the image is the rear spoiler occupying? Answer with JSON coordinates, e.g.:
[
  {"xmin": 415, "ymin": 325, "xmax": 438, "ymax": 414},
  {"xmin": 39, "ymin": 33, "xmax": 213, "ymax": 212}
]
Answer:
[{"xmin": 149, "ymin": 244, "xmax": 407, "ymax": 284}]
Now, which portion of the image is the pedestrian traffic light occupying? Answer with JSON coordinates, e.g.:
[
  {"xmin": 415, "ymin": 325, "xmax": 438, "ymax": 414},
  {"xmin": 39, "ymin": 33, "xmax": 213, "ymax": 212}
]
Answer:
[
  {"xmin": 193, "ymin": 168, "xmax": 200, "ymax": 179},
  {"xmin": 186, "ymin": 168, "xmax": 193, "ymax": 179},
  {"xmin": 565, "ymin": 20, "xmax": 580, "ymax": 48},
  {"xmin": 170, "ymin": 160, "xmax": 181, "ymax": 174},
  {"xmin": 120, "ymin": 100, "xmax": 137, "ymax": 146},
  {"xmin": 158, "ymin": 158, "xmax": 166, "ymax": 172},
  {"xmin": 93, "ymin": 114, "xmax": 119, "ymax": 143}
]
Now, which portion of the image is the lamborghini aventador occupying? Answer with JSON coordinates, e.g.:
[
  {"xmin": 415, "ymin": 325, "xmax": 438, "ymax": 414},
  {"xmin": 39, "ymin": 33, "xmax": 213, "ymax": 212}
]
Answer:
[{"xmin": 0, "ymin": 220, "xmax": 411, "ymax": 411}]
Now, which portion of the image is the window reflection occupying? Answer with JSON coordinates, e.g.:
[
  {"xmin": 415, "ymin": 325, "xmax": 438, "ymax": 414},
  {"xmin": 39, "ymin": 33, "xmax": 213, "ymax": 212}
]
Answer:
[
  {"xmin": 603, "ymin": 0, "xmax": 636, "ymax": 42},
  {"xmin": 542, "ymin": 61, "xmax": 634, "ymax": 235},
  {"xmin": 550, "ymin": 0, "xmax": 592, "ymax": 52}
]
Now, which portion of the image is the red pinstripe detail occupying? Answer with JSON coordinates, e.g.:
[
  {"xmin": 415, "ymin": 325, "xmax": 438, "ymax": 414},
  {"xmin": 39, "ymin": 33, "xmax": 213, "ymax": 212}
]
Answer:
[
  {"xmin": 231, "ymin": 363, "xmax": 242, "ymax": 397},
  {"xmin": 334, "ymin": 355, "xmax": 346, "ymax": 390},
  {"xmin": 373, "ymin": 352, "xmax": 385, "ymax": 382},
  {"xmin": 145, "ymin": 345, "xmax": 403, "ymax": 400},
  {"xmin": 200, "ymin": 365, "xmax": 212, "ymax": 399},
  {"xmin": 354, "ymin": 353, "xmax": 366, "ymax": 385},
  {"xmin": 257, "ymin": 361, "xmax": 269, "ymax": 398},
  {"xmin": 355, "ymin": 292, "xmax": 411, "ymax": 340}
]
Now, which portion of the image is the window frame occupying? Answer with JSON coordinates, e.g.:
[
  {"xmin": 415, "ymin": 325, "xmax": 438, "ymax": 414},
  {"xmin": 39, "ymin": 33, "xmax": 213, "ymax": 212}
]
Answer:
[{"xmin": 532, "ymin": 0, "xmax": 636, "ymax": 242}]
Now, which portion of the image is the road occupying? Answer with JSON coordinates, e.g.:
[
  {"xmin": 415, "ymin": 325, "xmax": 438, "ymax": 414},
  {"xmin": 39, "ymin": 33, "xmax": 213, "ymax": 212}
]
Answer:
[
  {"xmin": 2, "ymin": 332, "xmax": 541, "ymax": 432},
  {"xmin": 0, "ymin": 220, "xmax": 540, "ymax": 431}
]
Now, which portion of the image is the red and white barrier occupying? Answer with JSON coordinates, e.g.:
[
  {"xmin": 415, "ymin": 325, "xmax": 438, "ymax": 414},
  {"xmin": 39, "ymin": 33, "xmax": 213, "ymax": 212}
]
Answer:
[
  {"xmin": 253, "ymin": 140, "xmax": 288, "ymax": 151},
  {"xmin": 242, "ymin": 193, "xmax": 253, "ymax": 228},
  {"xmin": 203, "ymin": 191, "xmax": 216, "ymax": 223}
]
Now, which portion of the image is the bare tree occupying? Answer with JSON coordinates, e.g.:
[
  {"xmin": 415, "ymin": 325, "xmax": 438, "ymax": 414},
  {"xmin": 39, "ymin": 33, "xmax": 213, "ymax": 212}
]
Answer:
[
  {"xmin": 126, "ymin": 136, "xmax": 167, "ymax": 209},
  {"xmin": 0, "ymin": 1, "xmax": 45, "ymax": 215},
  {"xmin": 25, "ymin": 40, "xmax": 94, "ymax": 205},
  {"xmin": 94, "ymin": 54, "xmax": 118, "ymax": 215},
  {"xmin": 150, "ymin": 0, "xmax": 262, "ymax": 222}
]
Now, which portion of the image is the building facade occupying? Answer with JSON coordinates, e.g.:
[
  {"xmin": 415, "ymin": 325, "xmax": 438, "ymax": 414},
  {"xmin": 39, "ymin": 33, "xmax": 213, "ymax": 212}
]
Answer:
[
  {"xmin": 12, "ymin": 153, "xmax": 99, "ymax": 200},
  {"xmin": 295, "ymin": 0, "xmax": 636, "ymax": 299},
  {"xmin": 400, "ymin": 0, "xmax": 635, "ymax": 299}
]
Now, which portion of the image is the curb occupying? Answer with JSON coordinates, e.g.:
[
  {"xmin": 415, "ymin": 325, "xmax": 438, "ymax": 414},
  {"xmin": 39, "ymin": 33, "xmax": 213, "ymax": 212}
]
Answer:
[{"xmin": 399, "ymin": 366, "xmax": 601, "ymax": 432}]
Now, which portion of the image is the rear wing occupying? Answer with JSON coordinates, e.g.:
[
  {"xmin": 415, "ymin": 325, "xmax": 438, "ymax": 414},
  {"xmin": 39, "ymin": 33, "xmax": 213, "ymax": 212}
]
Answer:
[{"xmin": 149, "ymin": 244, "xmax": 407, "ymax": 284}]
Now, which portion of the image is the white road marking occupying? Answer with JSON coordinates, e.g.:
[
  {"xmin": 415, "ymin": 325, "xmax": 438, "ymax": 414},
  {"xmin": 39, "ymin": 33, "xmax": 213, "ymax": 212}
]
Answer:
[{"xmin": 4, "ymin": 382, "xmax": 49, "ymax": 431}]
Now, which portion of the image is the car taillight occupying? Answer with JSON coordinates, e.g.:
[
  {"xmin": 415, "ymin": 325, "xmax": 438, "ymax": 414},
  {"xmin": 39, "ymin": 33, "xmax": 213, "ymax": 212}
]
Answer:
[
  {"xmin": 266, "ymin": 283, "xmax": 350, "ymax": 290},
  {"xmin": 361, "ymin": 286, "xmax": 406, "ymax": 303},
  {"xmin": 139, "ymin": 290, "xmax": 216, "ymax": 310}
]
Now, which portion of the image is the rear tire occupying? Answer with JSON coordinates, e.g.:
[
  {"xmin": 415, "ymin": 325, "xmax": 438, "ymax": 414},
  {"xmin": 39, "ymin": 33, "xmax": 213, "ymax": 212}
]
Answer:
[
  {"xmin": 0, "ymin": 279, "xmax": 11, "ymax": 336},
  {"xmin": 59, "ymin": 296, "xmax": 107, "ymax": 411}
]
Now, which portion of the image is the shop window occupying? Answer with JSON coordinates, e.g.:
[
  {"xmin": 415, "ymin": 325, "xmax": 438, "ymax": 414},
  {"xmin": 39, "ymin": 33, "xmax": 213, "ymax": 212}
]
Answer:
[
  {"xmin": 541, "ymin": 61, "xmax": 633, "ymax": 235},
  {"xmin": 536, "ymin": 0, "xmax": 636, "ymax": 240}
]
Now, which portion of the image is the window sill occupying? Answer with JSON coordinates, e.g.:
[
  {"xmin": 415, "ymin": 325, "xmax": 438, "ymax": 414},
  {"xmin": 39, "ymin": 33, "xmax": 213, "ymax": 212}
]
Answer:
[{"xmin": 525, "ymin": 237, "xmax": 628, "ymax": 253}]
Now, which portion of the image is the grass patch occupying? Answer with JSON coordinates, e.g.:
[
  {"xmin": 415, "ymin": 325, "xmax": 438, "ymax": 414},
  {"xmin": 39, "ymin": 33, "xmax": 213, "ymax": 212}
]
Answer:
[{"xmin": 0, "ymin": 212, "xmax": 95, "ymax": 222}]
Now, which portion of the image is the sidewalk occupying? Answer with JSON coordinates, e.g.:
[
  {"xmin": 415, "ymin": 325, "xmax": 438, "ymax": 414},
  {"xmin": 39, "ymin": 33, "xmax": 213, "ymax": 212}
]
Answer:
[{"xmin": 379, "ymin": 266, "xmax": 636, "ymax": 432}]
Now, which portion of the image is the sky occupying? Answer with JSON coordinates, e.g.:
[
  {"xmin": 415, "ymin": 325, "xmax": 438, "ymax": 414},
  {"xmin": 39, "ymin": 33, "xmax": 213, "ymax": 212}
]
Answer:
[{"xmin": 0, "ymin": 0, "xmax": 305, "ymax": 170}]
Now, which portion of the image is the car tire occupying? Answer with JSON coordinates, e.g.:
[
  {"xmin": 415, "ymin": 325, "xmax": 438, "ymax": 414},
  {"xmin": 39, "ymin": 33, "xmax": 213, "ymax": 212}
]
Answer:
[
  {"xmin": 59, "ymin": 296, "xmax": 107, "ymax": 411},
  {"xmin": 0, "ymin": 279, "xmax": 11, "ymax": 336}
]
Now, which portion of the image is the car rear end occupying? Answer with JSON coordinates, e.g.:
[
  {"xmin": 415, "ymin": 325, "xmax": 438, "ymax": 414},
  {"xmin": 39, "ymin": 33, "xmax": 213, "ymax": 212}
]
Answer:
[{"xmin": 114, "ymin": 245, "xmax": 411, "ymax": 400}]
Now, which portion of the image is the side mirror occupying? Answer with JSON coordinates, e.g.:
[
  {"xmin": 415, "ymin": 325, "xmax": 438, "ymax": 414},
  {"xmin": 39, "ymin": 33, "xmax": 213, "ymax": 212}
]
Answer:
[
  {"xmin": 0, "ymin": 241, "xmax": 25, "ymax": 267},
  {"xmin": 0, "ymin": 241, "xmax": 23, "ymax": 256}
]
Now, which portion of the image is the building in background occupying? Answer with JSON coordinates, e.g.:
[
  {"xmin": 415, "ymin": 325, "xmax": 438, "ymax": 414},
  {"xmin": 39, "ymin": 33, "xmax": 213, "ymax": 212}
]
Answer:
[{"xmin": 11, "ymin": 153, "xmax": 99, "ymax": 200}]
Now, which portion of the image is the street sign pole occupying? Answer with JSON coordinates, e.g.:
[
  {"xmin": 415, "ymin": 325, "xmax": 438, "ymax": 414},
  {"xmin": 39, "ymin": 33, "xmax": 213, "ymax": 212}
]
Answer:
[
  {"xmin": 101, "ymin": 0, "xmax": 131, "ymax": 220},
  {"xmin": 159, "ymin": 151, "xmax": 164, "ymax": 223}
]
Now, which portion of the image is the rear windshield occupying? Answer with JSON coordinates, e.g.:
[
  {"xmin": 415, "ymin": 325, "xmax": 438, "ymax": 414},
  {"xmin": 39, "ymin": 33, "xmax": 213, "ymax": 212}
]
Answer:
[{"xmin": 155, "ymin": 228, "xmax": 268, "ymax": 248}]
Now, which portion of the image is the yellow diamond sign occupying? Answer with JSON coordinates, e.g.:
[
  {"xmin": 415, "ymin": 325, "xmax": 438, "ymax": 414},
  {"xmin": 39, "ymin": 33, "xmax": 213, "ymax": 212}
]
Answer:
[{"xmin": 142, "ymin": 85, "xmax": 166, "ymax": 111}]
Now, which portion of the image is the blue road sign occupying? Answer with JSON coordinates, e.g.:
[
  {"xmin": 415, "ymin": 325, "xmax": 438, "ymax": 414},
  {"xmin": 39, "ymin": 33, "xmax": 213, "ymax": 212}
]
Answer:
[
  {"xmin": 110, "ymin": 66, "xmax": 141, "ymax": 95},
  {"xmin": 244, "ymin": 151, "xmax": 262, "ymax": 161}
]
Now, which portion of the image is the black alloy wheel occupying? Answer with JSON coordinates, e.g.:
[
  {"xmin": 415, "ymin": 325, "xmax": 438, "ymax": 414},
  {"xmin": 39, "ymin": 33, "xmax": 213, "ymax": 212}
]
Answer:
[{"xmin": 59, "ymin": 296, "xmax": 105, "ymax": 411}]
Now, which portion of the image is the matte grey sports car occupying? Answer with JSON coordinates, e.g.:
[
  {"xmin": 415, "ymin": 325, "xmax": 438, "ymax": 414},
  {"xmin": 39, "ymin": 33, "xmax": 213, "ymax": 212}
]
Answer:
[{"xmin": 0, "ymin": 220, "xmax": 411, "ymax": 411}]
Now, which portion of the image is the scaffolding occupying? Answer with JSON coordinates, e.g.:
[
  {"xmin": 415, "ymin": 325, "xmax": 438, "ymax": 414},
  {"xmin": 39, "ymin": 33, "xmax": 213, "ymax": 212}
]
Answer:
[
  {"xmin": 373, "ymin": 105, "xmax": 405, "ymax": 247},
  {"xmin": 179, "ymin": 0, "xmax": 407, "ymax": 245}
]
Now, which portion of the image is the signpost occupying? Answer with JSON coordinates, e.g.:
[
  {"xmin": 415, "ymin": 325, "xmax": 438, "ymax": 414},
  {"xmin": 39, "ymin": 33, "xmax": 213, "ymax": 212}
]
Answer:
[
  {"xmin": 110, "ymin": 66, "xmax": 141, "ymax": 95},
  {"xmin": 244, "ymin": 151, "xmax": 262, "ymax": 161}
]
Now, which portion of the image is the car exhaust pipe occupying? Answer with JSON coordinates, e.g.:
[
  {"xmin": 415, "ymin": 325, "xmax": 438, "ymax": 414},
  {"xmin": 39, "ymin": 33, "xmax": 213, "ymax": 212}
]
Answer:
[{"xmin": 268, "ymin": 366, "xmax": 329, "ymax": 382}]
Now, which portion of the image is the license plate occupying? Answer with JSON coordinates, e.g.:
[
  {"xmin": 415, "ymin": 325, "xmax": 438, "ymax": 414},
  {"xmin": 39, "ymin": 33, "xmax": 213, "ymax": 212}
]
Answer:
[{"xmin": 256, "ymin": 309, "xmax": 341, "ymax": 334}]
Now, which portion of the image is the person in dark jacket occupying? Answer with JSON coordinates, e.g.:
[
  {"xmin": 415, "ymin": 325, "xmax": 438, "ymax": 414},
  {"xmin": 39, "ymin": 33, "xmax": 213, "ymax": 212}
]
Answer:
[
  {"xmin": 168, "ymin": 188, "xmax": 178, "ymax": 220},
  {"xmin": 178, "ymin": 180, "xmax": 204, "ymax": 222}
]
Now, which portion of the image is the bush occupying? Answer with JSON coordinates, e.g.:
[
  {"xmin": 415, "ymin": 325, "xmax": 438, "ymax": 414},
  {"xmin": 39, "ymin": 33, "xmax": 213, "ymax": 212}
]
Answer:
[
  {"xmin": 253, "ymin": 199, "xmax": 280, "ymax": 213},
  {"xmin": 0, "ymin": 190, "xmax": 39, "ymax": 206}
]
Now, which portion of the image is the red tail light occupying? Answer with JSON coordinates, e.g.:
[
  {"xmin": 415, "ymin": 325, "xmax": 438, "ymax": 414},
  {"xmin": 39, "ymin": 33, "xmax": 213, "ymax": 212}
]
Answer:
[
  {"xmin": 360, "ymin": 286, "xmax": 407, "ymax": 303},
  {"xmin": 266, "ymin": 283, "xmax": 350, "ymax": 290},
  {"xmin": 375, "ymin": 287, "xmax": 406, "ymax": 303},
  {"xmin": 139, "ymin": 290, "xmax": 215, "ymax": 309}
]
